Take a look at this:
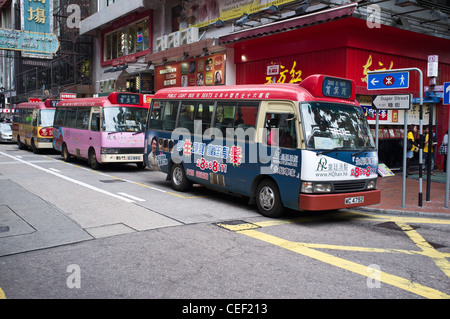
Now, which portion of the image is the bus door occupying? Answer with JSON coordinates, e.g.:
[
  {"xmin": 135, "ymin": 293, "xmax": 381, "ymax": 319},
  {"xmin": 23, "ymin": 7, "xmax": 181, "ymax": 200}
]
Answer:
[
  {"xmin": 89, "ymin": 107, "xmax": 101, "ymax": 156},
  {"xmin": 71, "ymin": 107, "xmax": 91, "ymax": 158},
  {"xmin": 256, "ymin": 101, "xmax": 301, "ymax": 210},
  {"xmin": 31, "ymin": 109, "xmax": 39, "ymax": 142},
  {"xmin": 211, "ymin": 101, "xmax": 259, "ymax": 196}
]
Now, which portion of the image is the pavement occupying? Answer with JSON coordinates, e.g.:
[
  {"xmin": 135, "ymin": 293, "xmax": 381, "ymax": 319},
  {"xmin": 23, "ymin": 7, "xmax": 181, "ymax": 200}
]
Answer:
[{"xmin": 364, "ymin": 170, "xmax": 450, "ymax": 218}]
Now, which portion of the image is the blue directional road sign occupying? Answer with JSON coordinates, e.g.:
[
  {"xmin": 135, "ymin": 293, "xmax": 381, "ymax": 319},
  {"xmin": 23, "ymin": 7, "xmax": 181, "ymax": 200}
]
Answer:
[
  {"xmin": 444, "ymin": 82, "xmax": 450, "ymax": 105},
  {"xmin": 367, "ymin": 71, "xmax": 409, "ymax": 90}
]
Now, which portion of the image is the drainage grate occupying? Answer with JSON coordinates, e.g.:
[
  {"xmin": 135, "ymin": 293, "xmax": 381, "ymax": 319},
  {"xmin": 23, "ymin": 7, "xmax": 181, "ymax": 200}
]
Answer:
[{"xmin": 215, "ymin": 220, "xmax": 260, "ymax": 231}]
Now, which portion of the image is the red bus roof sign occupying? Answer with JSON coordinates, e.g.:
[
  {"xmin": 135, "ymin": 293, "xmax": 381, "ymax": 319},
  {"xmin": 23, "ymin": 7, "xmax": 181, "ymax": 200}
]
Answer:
[
  {"xmin": 300, "ymin": 74, "xmax": 355, "ymax": 100},
  {"xmin": 108, "ymin": 92, "xmax": 143, "ymax": 106}
]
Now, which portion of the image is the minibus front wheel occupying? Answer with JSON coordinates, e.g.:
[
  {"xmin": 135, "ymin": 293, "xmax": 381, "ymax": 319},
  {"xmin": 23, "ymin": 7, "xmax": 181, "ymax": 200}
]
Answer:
[{"xmin": 256, "ymin": 179, "xmax": 284, "ymax": 218}]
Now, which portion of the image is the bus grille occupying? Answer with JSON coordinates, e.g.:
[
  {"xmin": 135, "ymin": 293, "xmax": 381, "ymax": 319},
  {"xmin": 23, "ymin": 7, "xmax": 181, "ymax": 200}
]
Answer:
[{"xmin": 333, "ymin": 181, "xmax": 367, "ymax": 192}]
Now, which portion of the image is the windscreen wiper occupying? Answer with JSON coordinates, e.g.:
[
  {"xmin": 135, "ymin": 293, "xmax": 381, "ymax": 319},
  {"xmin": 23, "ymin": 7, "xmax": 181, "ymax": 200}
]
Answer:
[
  {"xmin": 316, "ymin": 147, "xmax": 346, "ymax": 156},
  {"xmin": 351, "ymin": 149, "xmax": 374, "ymax": 157}
]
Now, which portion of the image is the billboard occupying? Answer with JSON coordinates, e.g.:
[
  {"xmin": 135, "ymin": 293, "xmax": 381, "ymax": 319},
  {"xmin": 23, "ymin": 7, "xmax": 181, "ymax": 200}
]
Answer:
[{"xmin": 20, "ymin": 0, "xmax": 56, "ymax": 58}]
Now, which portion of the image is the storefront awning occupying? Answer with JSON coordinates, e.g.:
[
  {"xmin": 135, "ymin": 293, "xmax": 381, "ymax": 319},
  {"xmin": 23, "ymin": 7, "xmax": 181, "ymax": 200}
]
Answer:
[{"xmin": 219, "ymin": 2, "xmax": 358, "ymax": 45}]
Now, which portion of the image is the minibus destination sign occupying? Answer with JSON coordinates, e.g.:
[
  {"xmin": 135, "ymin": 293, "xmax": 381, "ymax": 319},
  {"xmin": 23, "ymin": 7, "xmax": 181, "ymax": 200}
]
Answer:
[
  {"xmin": 322, "ymin": 77, "xmax": 352, "ymax": 99},
  {"xmin": 117, "ymin": 93, "xmax": 140, "ymax": 105}
]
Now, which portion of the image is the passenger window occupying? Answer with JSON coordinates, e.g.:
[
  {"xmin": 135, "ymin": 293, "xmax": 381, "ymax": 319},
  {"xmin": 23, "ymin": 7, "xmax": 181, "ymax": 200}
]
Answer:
[
  {"xmin": 54, "ymin": 108, "xmax": 67, "ymax": 127},
  {"xmin": 90, "ymin": 112, "xmax": 100, "ymax": 131},
  {"xmin": 149, "ymin": 100, "xmax": 179, "ymax": 131},
  {"xmin": 178, "ymin": 102, "xmax": 195, "ymax": 133},
  {"xmin": 214, "ymin": 102, "xmax": 236, "ymax": 136},
  {"xmin": 75, "ymin": 108, "xmax": 90, "ymax": 130},
  {"xmin": 65, "ymin": 109, "xmax": 77, "ymax": 128},
  {"xmin": 194, "ymin": 101, "xmax": 214, "ymax": 134},
  {"xmin": 235, "ymin": 102, "xmax": 258, "ymax": 129},
  {"xmin": 265, "ymin": 113, "xmax": 297, "ymax": 149}
]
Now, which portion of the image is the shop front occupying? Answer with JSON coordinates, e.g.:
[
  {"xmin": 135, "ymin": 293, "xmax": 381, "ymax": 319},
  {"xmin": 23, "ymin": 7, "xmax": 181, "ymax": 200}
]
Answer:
[{"xmin": 219, "ymin": 13, "xmax": 450, "ymax": 170}]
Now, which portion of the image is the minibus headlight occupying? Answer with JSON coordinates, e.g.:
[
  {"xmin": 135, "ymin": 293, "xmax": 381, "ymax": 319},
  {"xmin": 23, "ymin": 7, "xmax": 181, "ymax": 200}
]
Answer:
[
  {"xmin": 301, "ymin": 182, "xmax": 332, "ymax": 193},
  {"xmin": 101, "ymin": 148, "xmax": 121, "ymax": 154},
  {"xmin": 301, "ymin": 182, "xmax": 314, "ymax": 193},
  {"xmin": 367, "ymin": 180, "xmax": 377, "ymax": 190},
  {"xmin": 314, "ymin": 183, "xmax": 332, "ymax": 193}
]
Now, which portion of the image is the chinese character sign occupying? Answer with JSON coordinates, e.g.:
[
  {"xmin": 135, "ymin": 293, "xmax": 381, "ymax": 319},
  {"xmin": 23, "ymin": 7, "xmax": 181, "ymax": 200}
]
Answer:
[
  {"xmin": 265, "ymin": 61, "xmax": 302, "ymax": 84},
  {"xmin": 21, "ymin": 0, "xmax": 52, "ymax": 34}
]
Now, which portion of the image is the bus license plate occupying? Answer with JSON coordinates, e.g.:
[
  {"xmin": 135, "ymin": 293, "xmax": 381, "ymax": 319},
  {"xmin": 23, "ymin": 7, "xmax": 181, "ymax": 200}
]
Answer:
[{"xmin": 345, "ymin": 196, "xmax": 364, "ymax": 205}]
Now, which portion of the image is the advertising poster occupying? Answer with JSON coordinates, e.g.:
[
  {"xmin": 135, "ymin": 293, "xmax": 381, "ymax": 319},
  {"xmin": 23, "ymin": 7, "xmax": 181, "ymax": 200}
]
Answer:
[
  {"xmin": 179, "ymin": 0, "xmax": 297, "ymax": 29},
  {"xmin": 155, "ymin": 52, "xmax": 225, "ymax": 91}
]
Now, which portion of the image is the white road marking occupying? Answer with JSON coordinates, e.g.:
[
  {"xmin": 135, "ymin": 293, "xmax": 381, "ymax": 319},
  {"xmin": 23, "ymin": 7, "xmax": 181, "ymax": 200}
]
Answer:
[
  {"xmin": 0, "ymin": 151, "xmax": 135, "ymax": 203},
  {"xmin": 117, "ymin": 192, "xmax": 146, "ymax": 202}
]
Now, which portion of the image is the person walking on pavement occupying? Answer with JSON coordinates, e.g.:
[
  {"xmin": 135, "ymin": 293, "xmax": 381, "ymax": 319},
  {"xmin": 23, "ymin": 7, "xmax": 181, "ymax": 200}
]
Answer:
[
  {"xmin": 440, "ymin": 131, "xmax": 448, "ymax": 173},
  {"xmin": 423, "ymin": 127, "xmax": 437, "ymax": 175},
  {"xmin": 406, "ymin": 125, "xmax": 419, "ymax": 176}
]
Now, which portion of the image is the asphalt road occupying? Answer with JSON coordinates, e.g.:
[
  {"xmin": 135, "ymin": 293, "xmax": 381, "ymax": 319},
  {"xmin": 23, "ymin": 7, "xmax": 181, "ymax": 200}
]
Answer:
[{"xmin": 1, "ymin": 143, "xmax": 449, "ymax": 306}]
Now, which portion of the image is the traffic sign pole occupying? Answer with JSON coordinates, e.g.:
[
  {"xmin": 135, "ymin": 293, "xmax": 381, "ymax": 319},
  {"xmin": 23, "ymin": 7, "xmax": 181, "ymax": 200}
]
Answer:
[
  {"xmin": 368, "ymin": 68, "xmax": 423, "ymax": 207},
  {"xmin": 444, "ymin": 82, "xmax": 450, "ymax": 208}
]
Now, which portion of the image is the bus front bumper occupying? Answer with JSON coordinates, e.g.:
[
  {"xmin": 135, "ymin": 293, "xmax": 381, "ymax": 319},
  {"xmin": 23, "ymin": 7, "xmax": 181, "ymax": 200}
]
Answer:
[
  {"xmin": 299, "ymin": 189, "xmax": 381, "ymax": 211},
  {"xmin": 101, "ymin": 154, "xmax": 143, "ymax": 163}
]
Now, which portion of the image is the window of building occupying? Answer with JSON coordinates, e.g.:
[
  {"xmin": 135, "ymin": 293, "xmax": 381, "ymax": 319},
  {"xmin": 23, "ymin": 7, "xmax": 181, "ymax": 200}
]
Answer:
[{"xmin": 103, "ymin": 18, "xmax": 150, "ymax": 62}]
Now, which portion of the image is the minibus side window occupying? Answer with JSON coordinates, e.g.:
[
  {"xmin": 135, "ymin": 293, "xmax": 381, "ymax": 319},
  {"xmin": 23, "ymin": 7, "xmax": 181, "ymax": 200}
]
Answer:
[
  {"xmin": 75, "ymin": 108, "xmax": 90, "ymax": 130},
  {"xmin": 178, "ymin": 101, "xmax": 195, "ymax": 133},
  {"xmin": 65, "ymin": 109, "xmax": 77, "ymax": 128},
  {"xmin": 148, "ymin": 100, "xmax": 179, "ymax": 131},
  {"xmin": 54, "ymin": 108, "xmax": 67, "ymax": 127},
  {"xmin": 265, "ymin": 112, "xmax": 297, "ymax": 149},
  {"xmin": 214, "ymin": 102, "xmax": 236, "ymax": 136},
  {"xmin": 194, "ymin": 100, "xmax": 214, "ymax": 134},
  {"xmin": 91, "ymin": 112, "xmax": 100, "ymax": 131}
]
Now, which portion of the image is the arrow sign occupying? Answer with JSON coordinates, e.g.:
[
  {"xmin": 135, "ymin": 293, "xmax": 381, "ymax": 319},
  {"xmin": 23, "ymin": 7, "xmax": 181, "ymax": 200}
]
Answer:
[
  {"xmin": 367, "ymin": 71, "xmax": 409, "ymax": 90},
  {"xmin": 444, "ymin": 82, "xmax": 450, "ymax": 105},
  {"xmin": 0, "ymin": 28, "xmax": 59, "ymax": 54},
  {"xmin": 372, "ymin": 94, "xmax": 412, "ymax": 110}
]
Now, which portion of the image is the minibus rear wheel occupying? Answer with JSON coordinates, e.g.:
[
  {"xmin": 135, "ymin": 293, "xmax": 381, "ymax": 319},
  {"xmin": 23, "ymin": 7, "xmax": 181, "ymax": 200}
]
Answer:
[
  {"xmin": 62, "ymin": 143, "xmax": 72, "ymax": 162},
  {"xmin": 17, "ymin": 136, "xmax": 25, "ymax": 150},
  {"xmin": 256, "ymin": 179, "xmax": 284, "ymax": 218},
  {"xmin": 170, "ymin": 163, "xmax": 191, "ymax": 192}
]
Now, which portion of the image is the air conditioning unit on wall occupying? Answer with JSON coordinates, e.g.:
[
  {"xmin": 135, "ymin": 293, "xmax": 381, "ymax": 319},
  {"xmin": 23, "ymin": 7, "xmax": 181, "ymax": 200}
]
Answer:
[
  {"xmin": 180, "ymin": 27, "xmax": 198, "ymax": 46},
  {"xmin": 168, "ymin": 31, "xmax": 181, "ymax": 49},
  {"xmin": 156, "ymin": 35, "xmax": 168, "ymax": 51}
]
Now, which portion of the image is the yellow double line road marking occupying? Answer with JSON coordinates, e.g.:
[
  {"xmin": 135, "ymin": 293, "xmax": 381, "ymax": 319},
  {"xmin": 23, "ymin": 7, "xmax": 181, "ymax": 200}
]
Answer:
[{"xmin": 219, "ymin": 211, "xmax": 450, "ymax": 299}]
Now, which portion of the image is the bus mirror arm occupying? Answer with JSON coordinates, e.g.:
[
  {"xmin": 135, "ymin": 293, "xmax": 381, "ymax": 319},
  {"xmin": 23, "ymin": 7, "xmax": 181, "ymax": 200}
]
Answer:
[{"xmin": 286, "ymin": 115, "xmax": 296, "ymax": 121}]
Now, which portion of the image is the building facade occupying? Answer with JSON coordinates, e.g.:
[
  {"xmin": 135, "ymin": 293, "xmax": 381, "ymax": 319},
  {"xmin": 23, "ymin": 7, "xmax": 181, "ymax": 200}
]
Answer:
[{"xmin": 3, "ymin": 0, "xmax": 450, "ymax": 170}]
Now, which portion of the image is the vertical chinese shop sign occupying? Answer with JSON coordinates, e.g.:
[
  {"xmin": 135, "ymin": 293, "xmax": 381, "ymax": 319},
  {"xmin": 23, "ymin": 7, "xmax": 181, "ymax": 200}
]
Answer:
[{"xmin": 20, "ymin": 0, "xmax": 54, "ymax": 58}]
